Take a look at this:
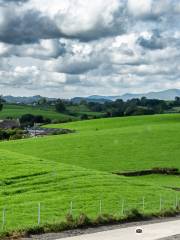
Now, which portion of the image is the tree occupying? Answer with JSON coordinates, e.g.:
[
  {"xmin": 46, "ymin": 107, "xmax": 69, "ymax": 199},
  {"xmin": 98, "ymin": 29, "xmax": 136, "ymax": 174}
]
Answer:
[
  {"xmin": 20, "ymin": 114, "xmax": 35, "ymax": 127},
  {"xmin": 88, "ymin": 102, "xmax": 103, "ymax": 112},
  {"xmin": 0, "ymin": 102, "xmax": 3, "ymax": 112},
  {"xmin": 81, "ymin": 114, "xmax": 88, "ymax": 120},
  {"xmin": 140, "ymin": 97, "xmax": 147, "ymax": 106},
  {"xmin": 37, "ymin": 97, "xmax": 47, "ymax": 105},
  {"xmin": 0, "ymin": 96, "xmax": 4, "ymax": 111},
  {"xmin": 55, "ymin": 100, "xmax": 66, "ymax": 113},
  {"xmin": 34, "ymin": 115, "xmax": 44, "ymax": 123},
  {"xmin": 20, "ymin": 114, "xmax": 49, "ymax": 127},
  {"xmin": 174, "ymin": 96, "xmax": 180, "ymax": 106}
]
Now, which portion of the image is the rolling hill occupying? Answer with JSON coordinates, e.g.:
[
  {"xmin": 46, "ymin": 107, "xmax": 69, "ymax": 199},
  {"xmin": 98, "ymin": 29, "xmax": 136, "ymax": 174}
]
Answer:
[
  {"xmin": 0, "ymin": 103, "xmax": 104, "ymax": 122},
  {"xmin": 0, "ymin": 103, "xmax": 71, "ymax": 121},
  {"xmin": 73, "ymin": 89, "xmax": 180, "ymax": 102},
  {"xmin": 0, "ymin": 114, "xmax": 180, "ymax": 235},
  {"xmin": 3, "ymin": 89, "xmax": 180, "ymax": 106}
]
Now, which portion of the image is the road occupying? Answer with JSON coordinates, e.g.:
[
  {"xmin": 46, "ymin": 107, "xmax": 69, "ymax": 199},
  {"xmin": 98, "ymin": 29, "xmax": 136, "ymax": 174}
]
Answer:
[{"xmin": 56, "ymin": 220, "xmax": 180, "ymax": 240}]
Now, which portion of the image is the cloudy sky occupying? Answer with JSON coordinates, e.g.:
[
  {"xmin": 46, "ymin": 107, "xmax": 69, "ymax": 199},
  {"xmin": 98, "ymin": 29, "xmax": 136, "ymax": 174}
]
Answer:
[{"xmin": 0, "ymin": 0, "xmax": 180, "ymax": 98}]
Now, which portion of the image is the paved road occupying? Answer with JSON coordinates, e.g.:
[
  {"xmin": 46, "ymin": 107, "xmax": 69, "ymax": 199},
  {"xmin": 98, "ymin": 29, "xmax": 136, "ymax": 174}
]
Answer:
[
  {"xmin": 56, "ymin": 220, "xmax": 180, "ymax": 240},
  {"xmin": 160, "ymin": 236, "xmax": 180, "ymax": 240}
]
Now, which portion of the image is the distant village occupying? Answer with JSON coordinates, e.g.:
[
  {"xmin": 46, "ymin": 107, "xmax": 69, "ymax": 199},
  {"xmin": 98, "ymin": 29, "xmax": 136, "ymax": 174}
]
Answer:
[{"xmin": 0, "ymin": 119, "xmax": 73, "ymax": 141}]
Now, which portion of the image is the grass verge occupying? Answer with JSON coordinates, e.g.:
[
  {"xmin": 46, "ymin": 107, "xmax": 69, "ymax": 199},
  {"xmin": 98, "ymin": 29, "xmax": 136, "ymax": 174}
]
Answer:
[{"xmin": 1, "ymin": 208, "xmax": 180, "ymax": 239}]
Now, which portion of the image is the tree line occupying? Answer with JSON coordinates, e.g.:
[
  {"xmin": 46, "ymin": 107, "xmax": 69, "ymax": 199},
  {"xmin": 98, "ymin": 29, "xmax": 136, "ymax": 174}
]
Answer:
[
  {"xmin": 0, "ymin": 96, "xmax": 5, "ymax": 112},
  {"xmin": 1, "ymin": 96, "xmax": 180, "ymax": 124},
  {"xmin": 54, "ymin": 97, "xmax": 180, "ymax": 118}
]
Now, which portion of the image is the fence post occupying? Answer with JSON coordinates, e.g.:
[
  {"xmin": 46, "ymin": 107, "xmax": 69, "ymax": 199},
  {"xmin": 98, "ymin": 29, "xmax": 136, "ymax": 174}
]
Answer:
[
  {"xmin": 70, "ymin": 201, "xmax": 73, "ymax": 215},
  {"xmin": 99, "ymin": 200, "xmax": 102, "ymax": 215},
  {"xmin": 160, "ymin": 196, "xmax": 162, "ymax": 211},
  {"xmin": 122, "ymin": 200, "xmax": 124, "ymax": 216},
  {"xmin": 142, "ymin": 197, "xmax": 145, "ymax": 212},
  {"xmin": 175, "ymin": 195, "xmax": 178, "ymax": 209},
  {"xmin": 38, "ymin": 203, "xmax": 41, "ymax": 225},
  {"xmin": 2, "ymin": 208, "xmax": 5, "ymax": 230}
]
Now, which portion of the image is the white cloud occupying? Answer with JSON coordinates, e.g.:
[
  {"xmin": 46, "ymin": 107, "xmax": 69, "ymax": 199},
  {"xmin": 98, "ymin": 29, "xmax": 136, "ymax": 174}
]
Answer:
[
  {"xmin": 0, "ymin": 0, "xmax": 180, "ymax": 97},
  {"xmin": 128, "ymin": 0, "xmax": 152, "ymax": 17},
  {"xmin": 0, "ymin": 65, "xmax": 67, "ymax": 89},
  {"xmin": 55, "ymin": 0, "xmax": 121, "ymax": 36},
  {"xmin": 0, "ymin": 42, "xmax": 12, "ymax": 56}
]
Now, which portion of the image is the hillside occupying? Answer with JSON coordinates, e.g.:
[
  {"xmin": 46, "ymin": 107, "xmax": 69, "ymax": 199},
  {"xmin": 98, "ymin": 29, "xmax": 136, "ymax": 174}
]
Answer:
[
  {"xmin": 0, "ymin": 114, "xmax": 180, "ymax": 234},
  {"xmin": 0, "ymin": 103, "xmax": 71, "ymax": 121},
  {"xmin": 2, "ymin": 95, "xmax": 56, "ymax": 104},
  {"xmin": 5, "ymin": 114, "xmax": 180, "ymax": 172},
  {"xmin": 78, "ymin": 89, "xmax": 180, "ymax": 101},
  {"xmin": 0, "ymin": 103, "xmax": 103, "ymax": 122}
]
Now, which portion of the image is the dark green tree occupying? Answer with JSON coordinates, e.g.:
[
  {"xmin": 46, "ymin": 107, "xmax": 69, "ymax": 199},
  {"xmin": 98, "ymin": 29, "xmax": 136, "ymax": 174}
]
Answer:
[
  {"xmin": 55, "ymin": 99, "xmax": 66, "ymax": 113},
  {"xmin": 81, "ymin": 114, "xmax": 88, "ymax": 120},
  {"xmin": 174, "ymin": 96, "xmax": 180, "ymax": 106},
  {"xmin": 0, "ymin": 96, "xmax": 4, "ymax": 111}
]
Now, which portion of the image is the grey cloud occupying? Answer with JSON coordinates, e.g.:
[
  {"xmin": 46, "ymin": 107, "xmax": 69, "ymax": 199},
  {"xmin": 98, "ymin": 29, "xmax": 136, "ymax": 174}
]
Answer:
[
  {"xmin": 61, "ymin": 9, "xmax": 127, "ymax": 42},
  {"xmin": 0, "ymin": 0, "xmax": 179, "ymax": 47},
  {"xmin": 0, "ymin": 0, "xmax": 29, "ymax": 7},
  {"xmin": 50, "ymin": 57, "xmax": 99, "ymax": 75},
  {"xmin": 0, "ymin": 0, "xmax": 28, "ymax": 2},
  {"xmin": 47, "ymin": 43, "xmax": 108, "ymax": 74},
  {"xmin": 0, "ymin": 0, "xmax": 128, "ymax": 45},
  {"xmin": 0, "ymin": 9, "xmax": 61, "ymax": 45},
  {"xmin": 0, "ymin": 39, "xmax": 66, "ymax": 59},
  {"xmin": 137, "ymin": 32, "xmax": 166, "ymax": 50},
  {"xmin": 0, "ymin": 66, "xmax": 67, "ymax": 89},
  {"xmin": 16, "ymin": 40, "xmax": 66, "ymax": 59},
  {"xmin": 1, "ymin": 0, "xmax": 180, "ymax": 97},
  {"xmin": 127, "ymin": 0, "xmax": 175, "ymax": 21},
  {"xmin": 65, "ymin": 75, "xmax": 81, "ymax": 85}
]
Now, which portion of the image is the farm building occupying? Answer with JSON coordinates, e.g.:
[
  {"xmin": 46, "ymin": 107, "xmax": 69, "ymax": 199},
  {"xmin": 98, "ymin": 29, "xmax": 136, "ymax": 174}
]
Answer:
[
  {"xmin": 0, "ymin": 119, "xmax": 20, "ymax": 129},
  {"xmin": 27, "ymin": 127, "xmax": 74, "ymax": 137}
]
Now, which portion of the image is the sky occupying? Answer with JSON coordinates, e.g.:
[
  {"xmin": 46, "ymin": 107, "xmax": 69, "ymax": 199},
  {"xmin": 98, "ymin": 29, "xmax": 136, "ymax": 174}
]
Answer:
[{"xmin": 0, "ymin": 0, "xmax": 180, "ymax": 98}]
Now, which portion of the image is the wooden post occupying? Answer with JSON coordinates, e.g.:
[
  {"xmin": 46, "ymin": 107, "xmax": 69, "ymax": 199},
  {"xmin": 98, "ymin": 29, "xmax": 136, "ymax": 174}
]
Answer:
[
  {"xmin": 142, "ymin": 197, "xmax": 145, "ymax": 212},
  {"xmin": 2, "ymin": 208, "xmax": 5, "ymax": 230},
  {"xmin": 99, "ymin": 200, "xmax": 102, "ymax": 215},
  {"xmin": 38, "ymin": 203, "xmax": 41, "ymax": 225},
  {"xmin": 70, "ymin": 201, "xmax": 73, "ymax": 215},
  {"xmin": 160, "ymin": 196, "xmax": 162, "ymax": 211},
  {"xmin": 122, "ymin": 200, "xmax": 124, "ymax": 216},
  {"xmin": 175, "ymin": 194, "xmax": 178, "ymax": 209}
]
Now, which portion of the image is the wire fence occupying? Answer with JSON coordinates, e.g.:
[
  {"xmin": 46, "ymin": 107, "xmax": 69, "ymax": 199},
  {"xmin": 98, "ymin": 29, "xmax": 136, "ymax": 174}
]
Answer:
[{"xmin": 0, "ymin": 194, "xmax": 179, "ymax": 233}]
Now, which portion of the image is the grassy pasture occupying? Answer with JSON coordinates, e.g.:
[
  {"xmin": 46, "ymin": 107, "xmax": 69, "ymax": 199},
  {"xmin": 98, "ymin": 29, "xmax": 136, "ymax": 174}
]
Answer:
[
  {"xmin": 0, "ymin": 104, "xmax": 70, "ymax": 121},
  {"xmin": 0, "ymin": 114, "xmax": 180, "ymax": 234},
  {"xmin": 0, "ymin": 149, "xmax": 177, "ymax": 232},
  {"xmin": 0, "ymin": 103, "xmax": 103, "ymax": 122},
  {"xmin": 3, "ymin": 114, "xmax": 180, "ymax": 172}
]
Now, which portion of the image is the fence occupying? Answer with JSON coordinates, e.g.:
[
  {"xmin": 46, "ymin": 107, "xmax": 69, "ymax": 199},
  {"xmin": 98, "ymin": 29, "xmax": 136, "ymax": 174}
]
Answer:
[{"xmin": 0, "ymin": 194, "xmax": 179, "ymax": 233}]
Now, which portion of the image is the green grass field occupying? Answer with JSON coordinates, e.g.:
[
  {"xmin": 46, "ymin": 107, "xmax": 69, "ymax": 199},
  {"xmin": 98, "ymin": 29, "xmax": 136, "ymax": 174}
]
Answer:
[
  {"xmin": 0, "ymin": 114, "xmax": 180, "ymax": 234},
  {"xmin": 0, "ymin": 104, "xmax": 71, "ymax": 121},
  {"xmin": 0, "ymin": 104, "xmax": 103, "ymax": 123}
]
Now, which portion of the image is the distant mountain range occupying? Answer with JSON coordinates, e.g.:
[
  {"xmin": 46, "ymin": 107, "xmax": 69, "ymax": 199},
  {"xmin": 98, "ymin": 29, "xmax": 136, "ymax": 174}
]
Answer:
[
  {"xmin": 2, "ymin": 95, "xmax": 56, "ymax": 104},
  {"xmin": 72, "ymin": 89, "xmax": 180, "ymax": 103},
  {"xmin": 2, "ymin": 89, "xmax": 180, "ymax": 104}
]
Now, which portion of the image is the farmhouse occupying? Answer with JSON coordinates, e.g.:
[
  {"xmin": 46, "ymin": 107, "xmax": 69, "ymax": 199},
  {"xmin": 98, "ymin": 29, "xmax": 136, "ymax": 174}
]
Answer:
[
  {"xmin": 0, "ymin": 119, "xmax": 20, "ymax": 129},
  {"xmin": 27, "ymin": 127, "xmax": 74, "ymax": 137}
]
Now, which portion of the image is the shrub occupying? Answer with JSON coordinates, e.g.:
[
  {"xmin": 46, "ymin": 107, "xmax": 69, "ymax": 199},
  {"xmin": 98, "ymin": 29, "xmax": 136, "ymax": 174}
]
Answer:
[
  {"xmin": 76, "ymin": 213, "xmax": 91, "ymax": 227},
  {"xmin": 55, "ymin": 100, "xmax": 66, "ymax": 113},
  {"xmin": 20, "ymin": 114, "xmax": 50, "ymax": 127},
  {"xmin": 125, "ymin": 209, "xmax": 144, "ymax": 221},
  {"xmin": 80, "ymin": 114, "xmax": 89, "ymax": 120},
  {"xmin": 9, "ymin": 134, "xmax": 22, "ymax": 140},
  {"xmin": 94, "ymin": 214, "xmax": 117, "ymax": 225},
  {"xmin": 66, "ymin": 213, "xmax": 75, "ymax": 227}
]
